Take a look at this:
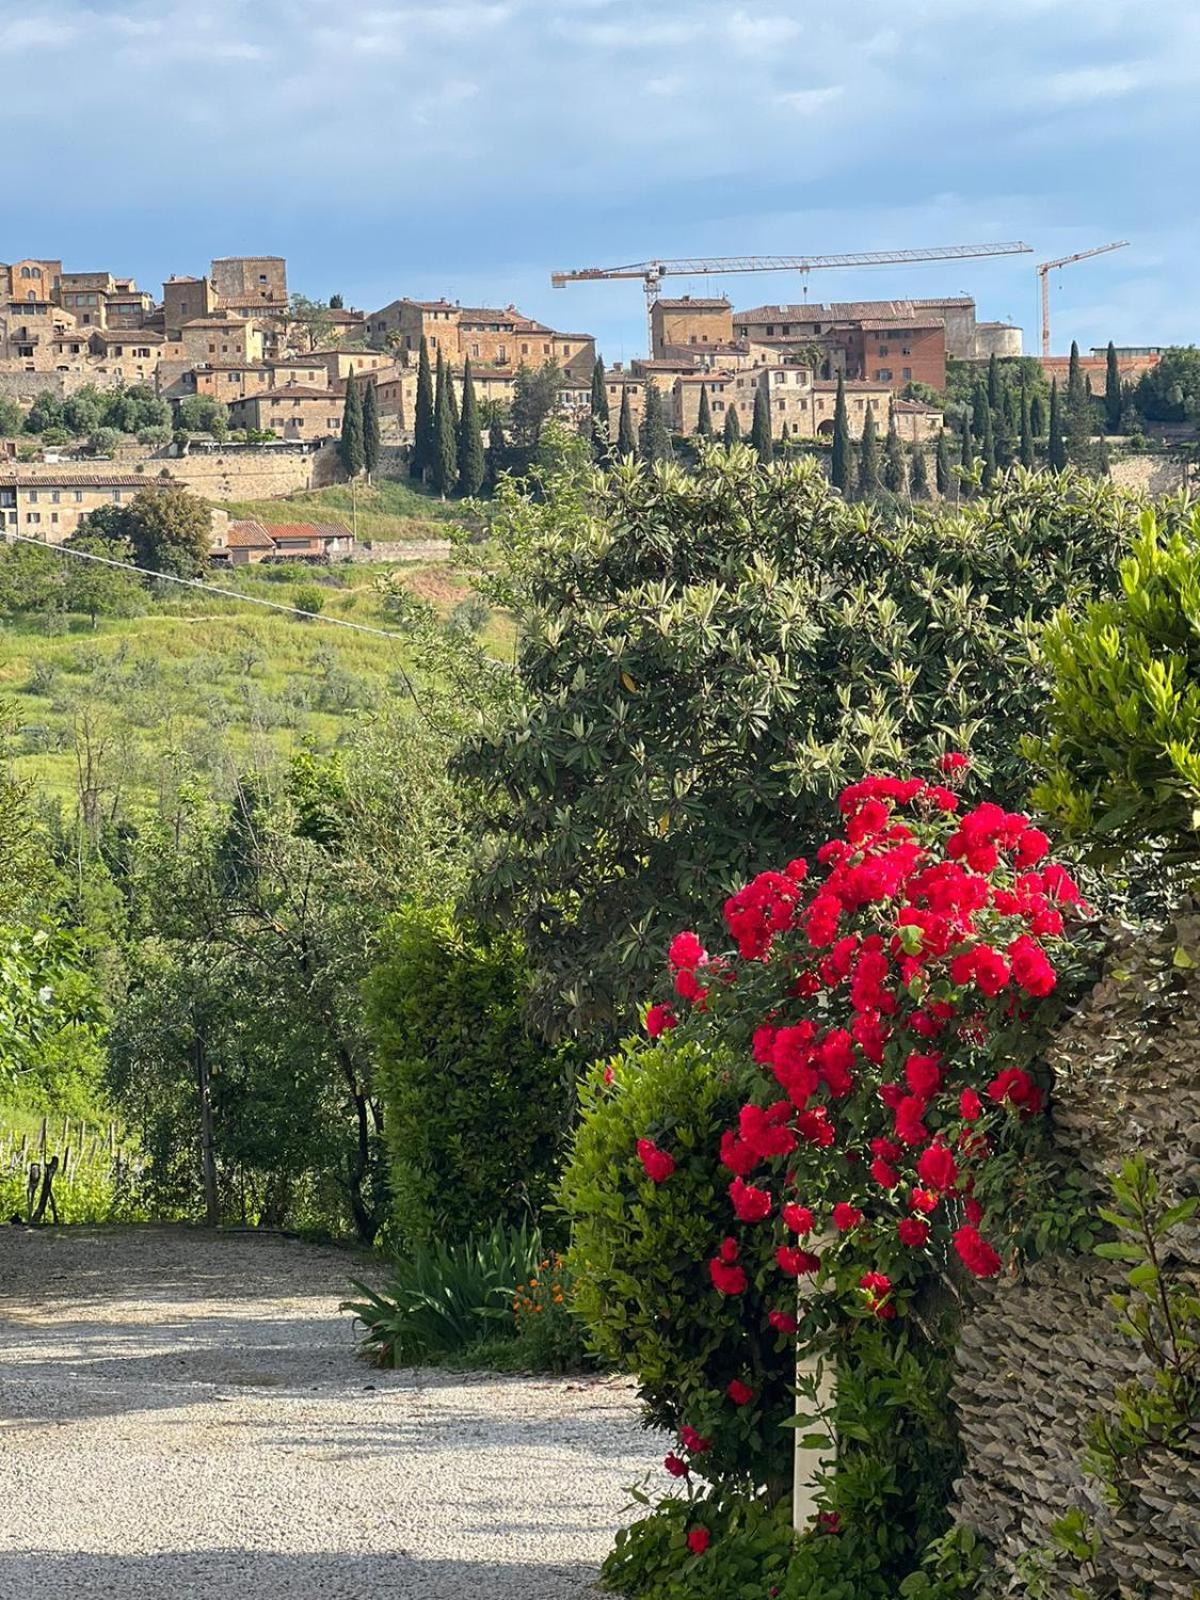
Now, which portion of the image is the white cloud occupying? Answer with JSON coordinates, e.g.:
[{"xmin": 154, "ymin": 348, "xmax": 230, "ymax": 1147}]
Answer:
[
  {"xmin": 776, "ymin": 85, "xmax": 844, "ymax": 114},
  {"xmin": 727, "ymin": 11, "xmax": 802, "ymax": 49},
  {"xmin": 1041, "ymin": 63, "xmax": 1145, "ymax": 104},
  {"xmin": 0, "ymin": 18, "xmax": 79, "ymax": 50}
]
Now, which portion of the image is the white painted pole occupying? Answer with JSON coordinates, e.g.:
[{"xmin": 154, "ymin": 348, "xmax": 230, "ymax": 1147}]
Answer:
[{"xmin": 793, "ymin": 1240, "xmax": 836, "ymax": 1532}]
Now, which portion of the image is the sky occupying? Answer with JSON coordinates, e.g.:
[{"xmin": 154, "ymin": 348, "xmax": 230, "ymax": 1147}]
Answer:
[{"xmin": 4, "ymin": 0, "xmax": 1199, "ymax": 363}]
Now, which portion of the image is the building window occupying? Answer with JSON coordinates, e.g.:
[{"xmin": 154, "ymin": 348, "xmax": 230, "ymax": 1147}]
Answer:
[
  {"xmin": 901, "ymin": 346, "xmax": 912, "ymax": 356},
  {"xmin": 28, "ymin": 491, "xmax": 38, "ymax": 504},
  {"xmin": 878, "ymin": 346, "xmax": 889, "ymax": 356},
  {"xmin": 27, "ymin": 512, "xmax": 41, "ymax": 524},
  {"xmin": 902, "ymin": 367, "xmax": 912, "ymax": 381},
  {"xmin": 51, "ymin": 491, "xmax": 60, "ymax": 503},
  {"xmin": 875, "ymin": 369, "xmax": 892, "ymax": 381}
]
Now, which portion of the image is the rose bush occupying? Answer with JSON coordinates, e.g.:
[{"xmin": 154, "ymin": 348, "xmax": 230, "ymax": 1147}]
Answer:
[{"xmin": 565, "ymin": 765, "xmax": 1098, "ymax": 1595}]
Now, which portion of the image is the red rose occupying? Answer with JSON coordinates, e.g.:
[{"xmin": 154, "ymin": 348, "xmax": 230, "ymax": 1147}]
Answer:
[
  {"xmin": 796, "ymin": 1108, "xmax": 835, "ymax": 1147},
  {"xmin": 664, "ymin": 1453, "xmax": 688, "ymax": 1478},
  {"xmin": 859, "ymin": 1271, "xmax": 895, "ymax": 1319},
  {"xmin": 668, "ymin": 931, "xmax": 707, "ymax": 970},
  {"xmin": 871, "ymin": 1157, "xmax": 900, "ymax": 1189},
  {"xmin": 904, "ymin": 1052, "xmax": 942, "ymax": 1099},
  {"xmin": 686, "ymin": 1528, "xmax": 711, "ymax": 1556},
  {"xmin": 964, "ymin": 1195, "xmax": 983, "ymax": 1225},
  {"xmin": 910, "ymin": 1187, "xmax": 939, "ymax": 1214},
  {"xmin": 776, "ymin": 1245, "xmax": 820, "ymax": 1278},
  {"xmin": 709, "ymin": 1257, "xmax": 748, "ymax": 1295},
  {"xmin": 953, "ymin": 1223, "xmax": 1002, "ymax": 1278},
  {"xmin": 680, "ymin": 1425, "xmax": 712, "ymax": 1454},
  {"xmin": 1007, "ymin": 934, "xmax": 1056, "ymax": 997},
  {"xmin": 637, "ymin": 1139, "xmax": 676, "ymax": 1184},
  {"xmin": 783, "ymin": 1203, "xmax": 815, "ymax": 1235},
  {"xmin": 832, "ymin": 1202, "xmax": 864, "ymax": 1232},
  {"xmin": 959, "ymin": 1088, "xmax": 982, "ymax": 1122},
  {"xmin": 817, "ymin": 1510, "xmax": 842, "ymax": 1534},
  {"xmin": 729, "ymin": 1176, "xmax": 773, "ymax": 1223},
  {"xmin": 916, "ymin": 1141, "xmax": 958, "ymax": 1193},
  {"xmin": 768, "ymin": 1309, "xmax": 798, "ymax": 1334},
  {"xmin": 987, "ymin": 1066, "xmax": 1043, "ymax": 1114},
  {"xmin": 603, "ymin": 1065, "xmax": 615, "ymax": 1086},
  {"xmin": 727, "ymin": 1379, "xmax": 754, "ymax": 1406},
  {"xmin": 898, "ymin": 1217, "xmax": 930, "ymax": 1247},
  {"xmin": 644, "ymin": 1003, "xmax": 677, "ymax": 1039}
]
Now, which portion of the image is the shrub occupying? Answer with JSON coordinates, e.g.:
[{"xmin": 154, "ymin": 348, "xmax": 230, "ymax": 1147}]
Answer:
[
  {"xmin": 460, "ymin": 454, "xmax": 1135, "ymax": 1044},
  {"xmin": 568, "ymin": 769, "xmax": 1098, "ymax": 1594},
  {"xmin": 292, "ymin": 584, "xmax": 325, "ymax": 618},
  {"xmin": 363, "ymin": 903, "xmax": 573, "ymax": 1249},
  {"xmin": 1031, "ymin": 505, "xmax": 1200, "ymax": 865},
  {"xmin": 343, "ymin": 1219, "xmax": 542, "ymax": 1366},
  {"xmin": 562, "ymin": 1040, "xmax": 794, "ymax": 1491}
]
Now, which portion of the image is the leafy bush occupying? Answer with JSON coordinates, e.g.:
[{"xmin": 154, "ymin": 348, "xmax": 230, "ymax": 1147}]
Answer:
[
  {"xmin": 460, "ymin": 454, "xmax": 1135, "ymax": 1043},
  {"xmin": 364, "ymin": 903, "xmax": 574, "ymax": 1249},
  {"xmin": 562, "ymin": 1041, "xmax": 794, "ymax": 1491},
  {"xmin": 1031, "ymin": 505, "xmax": 1200, "ymax": 865},
  {"xmin": 506, "ymin": 1248, "xmax": 594, "ymax": 1373},
  {"xmin": 343, "ymin": 1219, "xmax": 542, "ymax": 1366}
]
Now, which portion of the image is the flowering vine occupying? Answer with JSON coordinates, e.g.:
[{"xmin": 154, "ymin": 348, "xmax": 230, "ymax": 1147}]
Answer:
[{"xmin": 636, "ymin": 765, "xmax": 1092, "ymax": 1509}]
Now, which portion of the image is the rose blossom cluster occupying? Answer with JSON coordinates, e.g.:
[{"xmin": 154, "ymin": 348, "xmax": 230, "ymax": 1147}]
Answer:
[{"xmin": 633, "ymin": 770, "xmax": 1085, "ymax": 1404}]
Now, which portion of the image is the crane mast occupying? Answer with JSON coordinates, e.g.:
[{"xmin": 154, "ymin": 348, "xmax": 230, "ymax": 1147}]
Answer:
[
  {"xmin": 552, "ymin": 242, "xmax": 1033, "ymax": 353},
  {"xmin": 1037, "ymin": 241, "xmax": 1129, "ymax": 357}
]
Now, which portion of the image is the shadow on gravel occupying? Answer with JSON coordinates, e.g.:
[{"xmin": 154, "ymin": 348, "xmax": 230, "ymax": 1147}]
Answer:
[{"xmin": 0, "ymin": 1550, "xmax": 606, "ymax": 1599}]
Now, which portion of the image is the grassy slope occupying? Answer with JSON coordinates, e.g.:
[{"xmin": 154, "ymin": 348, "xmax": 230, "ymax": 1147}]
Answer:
[
  {"xmin": 221, "ymin": 478, "xmax": 464, "ymax": 543},
  {"xmin": 0, "ymin": 560, "xmax": 484, "ymax": 802}
]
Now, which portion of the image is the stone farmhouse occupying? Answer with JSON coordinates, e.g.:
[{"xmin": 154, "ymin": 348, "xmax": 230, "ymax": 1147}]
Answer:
[{"xmin": 210, "ymin": 515, "xmax": 354, "ymax": 565}]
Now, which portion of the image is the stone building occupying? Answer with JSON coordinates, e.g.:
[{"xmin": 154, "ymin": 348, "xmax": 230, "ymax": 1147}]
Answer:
[
  {"xmin": 227, "ymin": 384, "xmax": 345, "ymax": 440},
  {"xmin": 0, "ymin": 470, "xmax": 149, "ymax": 542},
  {"xmin": 0, "ymin": 260, "xmax": 63, "ymax": 302},
  {"xmin": 162, "ymin": 275, "xmax": 220, "ymax": 338},
  {"xmin": 603, "ymin": 366, "xmax": 645, "ymax": 442},
  {"xmin": 366, "ymin": 297, "xmax": 596, "ymax": 380},
  {"xmin": 671, "ymin": 362, "xmax": 941, "ymax": 442},
  {"xmin": 171, "ymin": 316, "xmax": 266, "ymax": 366},
  {"xmin": 209, "ymin": 256, "xmax": 288, "ymax": 316},
  {"xmin": 650, "ymin": 296, "xmax": 734, "ymax": 358}
]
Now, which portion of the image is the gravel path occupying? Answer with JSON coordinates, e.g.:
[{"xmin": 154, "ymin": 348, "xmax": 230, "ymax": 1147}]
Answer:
[{"xmin": 0, "ymin": 1226, "xmax": 657, "ymax": 1598}]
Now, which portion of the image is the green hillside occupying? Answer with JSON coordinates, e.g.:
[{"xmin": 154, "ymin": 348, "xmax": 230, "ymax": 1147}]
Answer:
[{"xmin": 221, "ymin": 478, "xmax": 465, "ymax": 544}]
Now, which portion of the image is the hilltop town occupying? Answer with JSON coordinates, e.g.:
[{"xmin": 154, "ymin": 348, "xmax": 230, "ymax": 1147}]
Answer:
[{"xmin": 0, "ymin": 250, "xmax": 1182, "ymax": 559}]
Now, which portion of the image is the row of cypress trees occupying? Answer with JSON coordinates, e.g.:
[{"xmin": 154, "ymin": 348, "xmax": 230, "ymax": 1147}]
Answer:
[
  {"xmin": 405, "ymin": 339, "xmax": 489, "ymax": 497},
  {"xmin": 337, "ymin": 364, "xmax": 381, "ymax": 480}
]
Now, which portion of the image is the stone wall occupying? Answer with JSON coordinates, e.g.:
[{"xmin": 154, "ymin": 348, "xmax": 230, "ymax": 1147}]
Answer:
[
  {"xmin": 168, "ymin": 442, "xmax": 340, "ymax": 501},
  {"xmin": 953, "ymin": 915, "xmax": 1200, "ymax": 1597},
  {"xmin": 1109, "ymin": 450, "xmax": 1191, "ymax": 497}
]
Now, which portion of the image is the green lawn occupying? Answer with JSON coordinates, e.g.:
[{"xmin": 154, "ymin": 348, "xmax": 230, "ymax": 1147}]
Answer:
[
  {"xmin": 0, "ymin": 560, "xmax": 487, "ymax": 804},
  {"xmin": 222, "ymin": 478, "xmax": 471, "ymax": 544}
]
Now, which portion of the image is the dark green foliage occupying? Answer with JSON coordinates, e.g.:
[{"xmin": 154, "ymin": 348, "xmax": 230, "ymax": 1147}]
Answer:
[
  {"xmin": 935, "ymin": 430, "xmax": 951, "ymax": 496},
  {"xmin": 909, "ymin": 442, "xmax": 928, "ymax": 498},
  {"xmin": 751, "ymin": 385, "xmax": 773, "ymax": 464},
  {"xmin": 459, "ymin": 454, "xmax": 1134, "ymax": 1039},
  {"xmin": 1048, "ymin": 380, "xmax": 1067, "ymax": 471},
  {"xmin": 591, "ymin": 357, "xmax": 610, "ymax": 460},
  {"xmin": 1065, "ymin": 341, "xmax": 1093, "ymax": 464},
  {"xmin": 959, "ymin": 415, "xmax": 973, "ymax": 485},
  {"xmin": 112, "ymin": 485, "xmax": 212, "ymax": 578},
  {"xmin": 883, "ymin": 415, "xmax": 907, "ymax": 493},
  {"xmin": 857, "ymin": 407, "xmax": 880, "ymax": 497},
  {"xmin": 485, "ymin": 414, "xmax": 507, "ymax": 488},
  {"xmin": 1030, "ymin": 392, "xmax": 1046, "ymax": 438},
  {"xmin": 510, "ymin": 360, "xmax": 562, "ymax": 452},
  {"xmin": 562, "ymin": 1042, "xmax": 793, "ymax": 1484},
  {"xmin": 363, "ymin": 903, "xmax": 572, "ymax": 1247},
  {"xmin": 618, "ymin": 386, "xmax": 637, "ymax": 456},
  {"xmin": 980, "ymin": 401, "xmax": 997, "ymax": 489},
  {"xmin": 456, "ymin": 358, "xmax": 485, "ymax": 497},
  {"xmin": 971, "ymin": 385, "xmax": 988, "ymax": 440},
  {"xmin": 1133, "ymin": 346, "xmax": 1200, "ymax": 423},
  {"xmin": 722, "ymin": 403, "xmax": 742, "ymax": 446},
  {"xmin": 697, "ymin": 383, "xmax": 713, "ymax": 439},
  {"xmin": 1020, "ymin": 381, "xmax": 1035, "ymax": 468},
  {"xmin": 25, "ymin": 391, "xmax": 65, "ymax": 434},
  {"xmin": 361, "ymin": 377, "xmax": 380, "ymax": 480},
  {"xmin": 432, "ymin": 350, "xmax": 458, "ymax": 496},
  {"xmin": 411, "ymin": 337, "xmax": 435, "ymax": 480},
  {"xmin": 640, "ymin": 381, "xmax": 672, "ymax": 464},
  {"xmin": 338, "ymin": 368, "xmax": 365, "ymax": 478},
  {"xmin": 987, "ymin": 352, "xmax": 1000, "ymax": 409},
  {"xmin": 1105, "ymin": 342, "xmax": 1122, "ymax": 433},
  {"xmin": 831, "ymin": 374, "xmax": 850, "ymax": 492}
]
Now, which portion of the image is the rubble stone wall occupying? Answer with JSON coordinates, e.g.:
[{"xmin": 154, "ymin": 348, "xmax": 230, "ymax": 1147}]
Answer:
[{"xmin": 953, "ymin": 915, "xmax": 1200, "ymax": 1596}]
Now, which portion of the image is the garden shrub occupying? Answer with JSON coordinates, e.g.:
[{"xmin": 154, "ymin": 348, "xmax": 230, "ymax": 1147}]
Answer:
[
  {"xmin": 1032, "ymin": 503, "xmax": 1200, "ymax": 866},
  {"xmin": 567, "ymin": 766, "xmax": 1099, "ymax": 1596},
  {"xmin": 364, "ymin": 902, "xmax": 573, "ymax": 1249},
  {"xmin": 563, "ymin": 1041, "xmax": 794, "ymax": 1492},
  {"xmin": 460, "ymin": 454, "xmax": 1136, "ymax": 1043}
]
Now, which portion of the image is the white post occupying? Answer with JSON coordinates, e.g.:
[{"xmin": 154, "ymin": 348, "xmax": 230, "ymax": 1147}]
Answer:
[{"xmin": 793, "ymin": 1241, "xmax": 836, "ymax": 1532}]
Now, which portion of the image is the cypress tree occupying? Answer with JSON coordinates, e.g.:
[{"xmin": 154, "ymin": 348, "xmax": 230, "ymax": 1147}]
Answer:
[
  {"xmin": 959, "ymin": 414, "xmax": 974, "ymax": 475},
  {"xmin": 722, "ymin": 403, "xmax": 742, "ymax": 445},
  {"xmin": 883, "ymin": 411, "xmax": 906, "ymax": 493},
  {"xmin": 590, "ymin": 357, "xmax": 609, "ymax": 459},
  {"xmin": 1030, "ymin": 392, "xmax": 1046, "ymax": 439},
  {"xmin": 447, "ymin": 364, "xmax": 460, "ymax": 434},
  {"xmin": 909, "ymin": 441, "xmax": 928, "ymax": 498},
  {"xmin": 1104, "ymin": 341, "xmax": 1122, "ymax": 433},
  {"xmin": 980, "ymin": 401, "xmax": 997, "ymax": 489},
  {"xmin": 972, "ymin": 384, "xmax": 988, "ymax": 440},
  {"xmin": 338, "ymin": 364, "xmax": 364, "ymax": 478},
  {"xmin": 1065, "ymin": 340, "xmax": 1091, "ymax": 462},
  {"xmin": 457, "ymin": 358, "xmax": 485, "ymax": 497},
  {"xmin": 485, "ymin": 413, "xmax": 506, "ymax": 489},
  {"xmin": 432, "ymin": 349, "xmax": 458, "ymax": 496},
  {"xmin": 858, "ymin": 407, "xmax": 880, "ymax": 498},
  {"xmin": 411, "ymin": 336, "xmax": 434, "ymax": 481},
  {"xmin": 617, "ymin": 386, "xmax": 637, "ymax": 456},
  {"xmin": 696, "ymin": 383, "xmax": 712, "ymax": 439},
  {"xmin": 750, "ymin": 385, "xmax": 773, "ymax": 463},
  {"xmin": 831, "ymin": 373, "xmax": 850, "ymax": 491},
  {"xmin": 1019, "ymin": 380, "xmax": 1035, "ymax": 468},
  {"xmin": 935, "ymin": 429, "xmax": 951, "ymax": 496},
  {"xmin": 640, "ymin": 381, "xmax": 671, "ymax": 464},
  {"xmin": 987, "ymin": 352, "xmax": 1000, "ymax": 409},
  {"xmin": 1048, "ymin": 379, "xmax": 1067, "ymax": 471},
  {"xmin": 361, "ymin": 376, "xmax": 380, "ymax": 481}
]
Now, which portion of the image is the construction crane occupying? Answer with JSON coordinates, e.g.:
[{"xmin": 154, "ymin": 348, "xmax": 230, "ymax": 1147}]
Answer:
[
  {"xmin": 1037, "ymin": 241, "xmax": 1129, "ymax": 357},
  {"xmin": 551, "ymin": 242, "xmax": 1033, "ymax": 350}
]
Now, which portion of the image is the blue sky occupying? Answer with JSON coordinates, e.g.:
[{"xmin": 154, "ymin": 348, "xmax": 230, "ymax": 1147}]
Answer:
[{"xmin": 4, "ymin": 0, "xmax": 1197, "ymax": 362}]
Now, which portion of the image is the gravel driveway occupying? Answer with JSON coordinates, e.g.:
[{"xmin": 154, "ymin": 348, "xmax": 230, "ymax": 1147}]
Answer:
[{"xmin": 0, "ymin": 1226, "xmax": 657, "ymax": 1598}]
